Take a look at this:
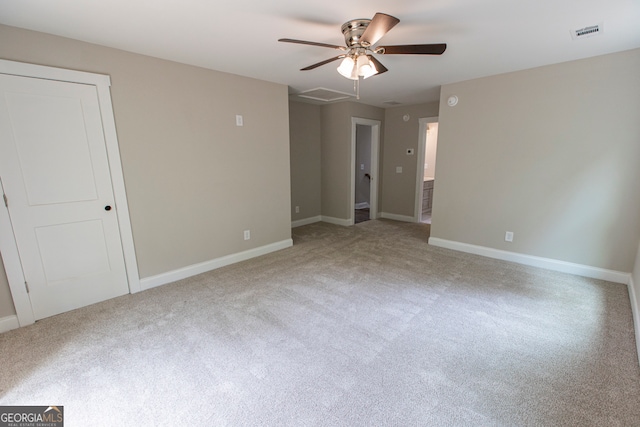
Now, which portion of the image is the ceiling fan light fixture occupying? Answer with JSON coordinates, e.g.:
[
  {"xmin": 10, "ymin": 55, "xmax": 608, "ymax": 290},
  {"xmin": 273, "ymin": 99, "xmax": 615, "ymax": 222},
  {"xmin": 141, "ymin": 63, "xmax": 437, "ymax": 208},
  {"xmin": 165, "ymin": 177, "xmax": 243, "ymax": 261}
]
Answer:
[
  {"xmin": 337, "ymin": 56, "xmax": 358, "ymax": 79},
  {"xmin": 356, "ymin": 54, "xmax": 376, "ymax": 78},
  {"xmin": 361, "ymin": 57, "xmax": 378, "ymax": 79},
  {"xmin": 338, "ymin": 54, "xmax": 378, "ymax": 80}
]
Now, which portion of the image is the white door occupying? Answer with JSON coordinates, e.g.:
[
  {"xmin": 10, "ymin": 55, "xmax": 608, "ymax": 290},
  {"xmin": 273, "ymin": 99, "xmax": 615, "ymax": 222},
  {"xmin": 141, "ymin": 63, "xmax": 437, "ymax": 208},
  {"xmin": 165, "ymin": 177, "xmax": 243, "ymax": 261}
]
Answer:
[{"xmin": 0, "ymin": 74, "xmax": 129, "ymax": 320}]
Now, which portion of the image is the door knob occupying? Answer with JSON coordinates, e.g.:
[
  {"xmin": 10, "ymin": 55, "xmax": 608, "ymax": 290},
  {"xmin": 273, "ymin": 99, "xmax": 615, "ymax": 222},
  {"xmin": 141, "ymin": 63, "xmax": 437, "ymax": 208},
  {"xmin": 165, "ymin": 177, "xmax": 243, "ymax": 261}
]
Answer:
[{"xmin": 105, "ymin": 205, "xmax": 112, "ymax": 211}]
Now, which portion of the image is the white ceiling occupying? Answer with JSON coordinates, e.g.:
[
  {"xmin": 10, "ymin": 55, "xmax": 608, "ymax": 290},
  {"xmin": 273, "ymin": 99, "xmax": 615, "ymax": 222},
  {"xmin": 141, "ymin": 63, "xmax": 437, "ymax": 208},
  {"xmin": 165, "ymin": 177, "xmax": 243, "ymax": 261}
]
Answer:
[{"xmin": 1, "ymin": 0, "xmax": 639, "ymax": 108}]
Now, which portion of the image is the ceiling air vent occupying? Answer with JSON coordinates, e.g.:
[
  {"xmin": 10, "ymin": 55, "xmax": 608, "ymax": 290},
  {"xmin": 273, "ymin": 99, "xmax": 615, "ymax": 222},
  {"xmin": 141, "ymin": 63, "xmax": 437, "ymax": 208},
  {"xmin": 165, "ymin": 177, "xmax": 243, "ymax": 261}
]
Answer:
[{"xmin": 571, "ymin": 23, "xmax": 603, "ymax": 40}]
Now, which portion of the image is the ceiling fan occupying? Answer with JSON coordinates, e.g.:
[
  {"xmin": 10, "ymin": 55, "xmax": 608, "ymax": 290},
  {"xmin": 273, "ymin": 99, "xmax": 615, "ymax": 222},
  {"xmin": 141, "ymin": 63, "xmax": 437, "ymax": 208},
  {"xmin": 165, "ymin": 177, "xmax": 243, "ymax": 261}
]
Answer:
[{"xmin": 279, "ymin": 12, "xmax": 446, "ymax": 81}]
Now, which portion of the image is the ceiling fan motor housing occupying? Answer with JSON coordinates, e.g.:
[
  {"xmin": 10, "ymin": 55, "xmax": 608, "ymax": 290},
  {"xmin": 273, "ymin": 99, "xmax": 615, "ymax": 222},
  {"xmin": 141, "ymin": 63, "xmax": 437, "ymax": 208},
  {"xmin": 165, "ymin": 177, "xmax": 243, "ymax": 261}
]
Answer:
[{"xmin": 341, "ymin": 19, "xmax": 371, "ymax": 48}]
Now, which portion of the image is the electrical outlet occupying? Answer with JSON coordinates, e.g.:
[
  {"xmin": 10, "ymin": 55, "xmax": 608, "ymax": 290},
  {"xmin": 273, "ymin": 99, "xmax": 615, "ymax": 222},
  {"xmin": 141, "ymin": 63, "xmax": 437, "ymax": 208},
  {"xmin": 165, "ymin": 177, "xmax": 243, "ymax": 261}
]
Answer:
[
  {"xmin": 505, "ymin": 231, "xmax": 514, "ymax": 242},
  {"xmin": 396, "ymin": 166, "xmax": 403, "ymax": 173},
  {"xmin": 295, "ymin": 206, "xmax": 300, "ymax": 213},
  {"xmin": 236, "ymin": 115, "xmax": 244, "ymax": 126},
  {"xmin": 244, "ymin": 230, "xmax": 250, "ymax": 240}
]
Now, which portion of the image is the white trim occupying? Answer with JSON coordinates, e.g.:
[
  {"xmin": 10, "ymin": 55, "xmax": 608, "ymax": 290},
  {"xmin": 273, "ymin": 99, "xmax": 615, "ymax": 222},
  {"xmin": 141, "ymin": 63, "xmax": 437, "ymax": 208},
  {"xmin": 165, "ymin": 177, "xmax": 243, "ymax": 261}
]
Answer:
[
  {"xmin": 629, "ymin": 275, "xmax": 640, "ymax": 366},
  {"xmin": 0, "ymin": 60, "xmax": 140, "ymax": 326},
  {"xmin": 140, "ymin": 239, "xmax": 293, "ymax": 291},
  {"xmin": 0, "ymin": 315, "xmax": 20, "ymax": 334},
  {"xmin": 428, "ymin": 237, "xmax": 631, "ymax": 284},
  {"xmin": 0, "ymin": 177, "xmax": 34, "ymax": 326},
  {"xmin": 380, "ymin": 212, "xmax": 415, "ymax": 223},
  {"xmin": 0, "ymin": 59, "xmax": 110, "ymax": 86},
  {"xmin": 355, "ymin": 202, "xmax": 370, "ymax": 210},
  {"xmin": 351, "ymin": 118, "xmax": 380, "ymax": 224},
  {"xmin": 95, "ymin": 79, "xmax": 141, "ymax": 293},
  {"xmin": 415, "ymin": 117, "xmax": 438, "ymax": 222},
  {"xmin": 292, "ymin": 215, "xmax": 322, "ymax": 228},
  {"xmin": 320, "ymin": 216, "xmax": 353, "ymax": 227}
]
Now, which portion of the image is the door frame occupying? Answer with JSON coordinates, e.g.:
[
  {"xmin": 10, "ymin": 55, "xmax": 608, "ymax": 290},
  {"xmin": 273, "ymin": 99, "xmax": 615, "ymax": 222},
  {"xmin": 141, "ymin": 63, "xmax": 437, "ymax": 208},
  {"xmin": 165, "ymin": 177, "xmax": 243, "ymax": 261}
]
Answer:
[
  {"xmin": 0, "ymin": 59, "xmax": 140, "ymax": 327},
  {"xmin": 350, "ymin": 117, "xmax": 380, "ymax": 225},
  {"xmin": 414, "ymin": 116, "xmax": 438, "ymax": 221}
]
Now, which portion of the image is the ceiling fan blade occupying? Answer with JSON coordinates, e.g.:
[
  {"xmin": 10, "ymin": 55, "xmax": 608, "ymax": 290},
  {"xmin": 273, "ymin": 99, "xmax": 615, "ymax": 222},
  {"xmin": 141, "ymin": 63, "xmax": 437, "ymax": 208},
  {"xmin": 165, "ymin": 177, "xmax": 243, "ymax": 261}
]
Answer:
[
  {"xmin": 377, "ymin": 43, "xmax": 447, "ymax": 55},
  {"xmin": 360, "ymin": 13, "xmax": 400, "ymax": 47},
  {"xmin": 278, "ymin": 38, "xmax": 346, "ymax": 51},
  {"xmin": 367, "ymin": 55, "xmax": 388, "ymax": 76},
  {"xmin": 301, "ymin": 55, "xmax": 346, "ymax": 71}
]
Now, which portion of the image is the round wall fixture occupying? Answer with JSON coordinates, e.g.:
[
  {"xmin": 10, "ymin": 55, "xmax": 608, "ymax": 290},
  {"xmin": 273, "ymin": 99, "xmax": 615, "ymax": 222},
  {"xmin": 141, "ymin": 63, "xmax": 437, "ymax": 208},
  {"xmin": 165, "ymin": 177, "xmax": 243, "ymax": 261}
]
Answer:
[
  {"xmin": 402, "ymin": 114, "xmax": 410, "ymax": 122},
  {"xmin": 447, "ymin": 95, "xmax": 458, "ymax": 107}
]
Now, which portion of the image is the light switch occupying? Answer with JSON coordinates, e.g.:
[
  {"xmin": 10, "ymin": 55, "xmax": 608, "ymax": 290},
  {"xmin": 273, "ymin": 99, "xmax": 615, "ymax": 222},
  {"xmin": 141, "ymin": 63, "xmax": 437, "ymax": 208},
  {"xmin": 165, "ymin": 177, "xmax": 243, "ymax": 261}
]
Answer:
[
  {"xmin": 236, "ymin": 115, "xmax": 244, "ymax": 126},
  {"xmin": 360, "ymin": 164, "xmax": 365, "ymax": 170},
  {"xmin": 396, "ymin": 166, "xmax": 403, "ymax": 173}
]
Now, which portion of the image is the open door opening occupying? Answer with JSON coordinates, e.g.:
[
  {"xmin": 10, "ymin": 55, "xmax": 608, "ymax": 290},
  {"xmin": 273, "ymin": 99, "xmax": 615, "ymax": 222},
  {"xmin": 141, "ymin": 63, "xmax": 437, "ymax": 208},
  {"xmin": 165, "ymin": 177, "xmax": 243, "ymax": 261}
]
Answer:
[
  {"xmin": 351, "ymin": 118, "xmax": 380, "ymax": 225},
  {"xmin": 355, "ymin": 124, "xmax": 372, "ymax": 224},
  {"xmin": 416, "ymin": 117, "xmax": 438, "ymax": 224}
]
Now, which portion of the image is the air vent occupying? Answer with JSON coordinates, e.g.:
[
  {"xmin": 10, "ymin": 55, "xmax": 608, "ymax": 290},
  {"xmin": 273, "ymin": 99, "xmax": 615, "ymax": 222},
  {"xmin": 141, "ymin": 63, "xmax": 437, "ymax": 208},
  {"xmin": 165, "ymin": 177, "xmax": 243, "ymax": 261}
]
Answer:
[
  {"xmin": 571, "ymin": 23, "xmax": 603, "ymax": 40},
  {"xmin": 383, "ymin": 101, "xmax": 402, "ymax": 106},
  {"xmin": 297, "ymin": 87, "xmax": 354, "ymax": 102}
]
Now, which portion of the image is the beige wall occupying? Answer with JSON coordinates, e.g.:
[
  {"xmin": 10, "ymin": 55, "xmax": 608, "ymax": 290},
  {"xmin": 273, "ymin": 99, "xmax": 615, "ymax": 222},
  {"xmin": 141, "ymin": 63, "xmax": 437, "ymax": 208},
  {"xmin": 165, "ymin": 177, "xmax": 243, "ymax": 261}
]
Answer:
[
  {"xmin": 289, "ymin": 101, "xmax": 322, "ymax": 221},
  {"xmin": 320, "ymin": 102, "xmax": 351, "ymax": 219},
  {"xmin": 0, "ymin": 23, "xmax": 291, "ymax": 315},
  {"xmin": 432, "ymin": 48, "xmax": 640, "ymax": 272},
  {"xmin": 321, "ymin": 102, "xmax": 384, "ymax": 220},
  {"xmin": 382, "ymin": 102, "xmax": 439, "ymax": 217}
]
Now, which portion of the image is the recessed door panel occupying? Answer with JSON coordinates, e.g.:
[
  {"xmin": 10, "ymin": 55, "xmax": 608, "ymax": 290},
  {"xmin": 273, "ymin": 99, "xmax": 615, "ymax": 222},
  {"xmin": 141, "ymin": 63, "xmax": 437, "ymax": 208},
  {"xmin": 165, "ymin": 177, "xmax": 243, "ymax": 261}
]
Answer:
[
  {"xmin": 6, "ymin": 91, "xmax": 98, "ymax": 205},
  {"xmin": 36, "ymin": 220, "xmax": 111, "ymax": 284}
]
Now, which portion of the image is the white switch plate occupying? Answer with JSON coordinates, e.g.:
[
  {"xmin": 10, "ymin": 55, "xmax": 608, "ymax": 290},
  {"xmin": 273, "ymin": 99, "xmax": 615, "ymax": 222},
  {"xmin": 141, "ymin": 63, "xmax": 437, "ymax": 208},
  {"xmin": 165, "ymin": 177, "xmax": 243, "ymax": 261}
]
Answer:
[
  {"xmin": 295, "ymin": 206, "xmax": 300, "ymax": 213},
  {"xmin": 236, "ymin": 115, "xmax": 244, "ymax": 126},
  {"xmin": 505, "ymin": 231, "xmax": 514, "ymax": 242},
  {"xmin": 244, "ymin": 230, "xmax": 250, "ymax": 240},
  {"xmin": 396, "ymin": 166, "xmax": 403, "ymax": 173},
  {"xmin": 360, "ymin": 164, "xmax": 365, "ymax": 170}
]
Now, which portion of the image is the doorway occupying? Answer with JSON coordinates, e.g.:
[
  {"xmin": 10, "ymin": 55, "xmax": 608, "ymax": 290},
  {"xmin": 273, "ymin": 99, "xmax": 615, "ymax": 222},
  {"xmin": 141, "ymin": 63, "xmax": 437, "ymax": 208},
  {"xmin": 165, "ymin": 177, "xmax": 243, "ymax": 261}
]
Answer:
[
  {"xmin": 351, "ymin": 117, "xmax": 380, "ymax": 225},
  {"xmin": 415, "ymin": 117, "xmax": 439, "ymax": 223},
  {"xmin": 0, "ymin": 60, "xmax": 140, "ymax": 326}
]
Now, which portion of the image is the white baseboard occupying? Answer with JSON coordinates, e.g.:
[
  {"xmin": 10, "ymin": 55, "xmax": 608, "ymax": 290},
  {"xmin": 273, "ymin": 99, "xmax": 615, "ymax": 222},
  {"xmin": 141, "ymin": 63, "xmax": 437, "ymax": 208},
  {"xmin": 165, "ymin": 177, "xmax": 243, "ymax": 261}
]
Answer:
[
  {"xmin": 380, "ymin": 212, "xmax": 416, "ymax": 223},
  {"xmin": 292, "ymin": 215, "xmax": 322, "ymax": 228},
  {"xmin": 321, "ymin": 216, "xmax": 353, "ymax": 227},
  {"xmin": 298, "ymin": 214, "xmax": 414, "ymax": 228},
  {"xmin": 140, "ymin": 239, "xmax": 293, "ymax": 291},
  {"xmin": 295, "ymin": 215, "xmax": 363, "ymax": 228},
  {"xmin": 0, "ymin": 315, "xmax": 19, "ymax": 333},
  {"xmin": 355, "ymin": 202, "xmax": 370, "ymax": 209},
  {"xmin": 428, "ymin": 237, "xmax": 631, "ymax": 284},
  {"xmin": 629, "ymin": 275, "xmax": 640, "ymax": 366}
]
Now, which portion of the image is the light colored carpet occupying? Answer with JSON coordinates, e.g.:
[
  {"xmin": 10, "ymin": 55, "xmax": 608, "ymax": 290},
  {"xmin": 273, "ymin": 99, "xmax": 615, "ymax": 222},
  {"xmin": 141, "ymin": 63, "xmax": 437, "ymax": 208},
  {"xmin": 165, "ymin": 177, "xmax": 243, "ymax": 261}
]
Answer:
[{"xmin": 1, "ymin": 219, "xmax": 639, "ymax": 426}]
